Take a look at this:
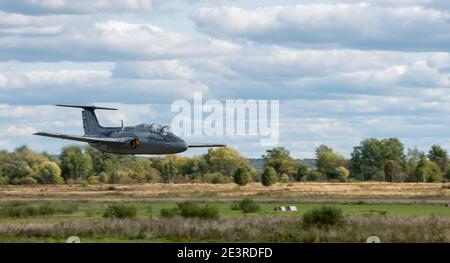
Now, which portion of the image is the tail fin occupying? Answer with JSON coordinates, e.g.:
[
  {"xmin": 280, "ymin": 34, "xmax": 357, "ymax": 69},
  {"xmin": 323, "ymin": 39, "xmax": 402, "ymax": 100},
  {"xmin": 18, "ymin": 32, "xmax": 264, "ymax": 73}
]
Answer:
[
  {"xmin": 56, "ymin": 104, "xmax": 118, "ymax": 136},
  {"xmin": 81, "ymin": 109, "xmax": 102, "ymax": 135},
  {"xmin": 56, "ymin": 104, "xmax": 117, "ymax": 111}
]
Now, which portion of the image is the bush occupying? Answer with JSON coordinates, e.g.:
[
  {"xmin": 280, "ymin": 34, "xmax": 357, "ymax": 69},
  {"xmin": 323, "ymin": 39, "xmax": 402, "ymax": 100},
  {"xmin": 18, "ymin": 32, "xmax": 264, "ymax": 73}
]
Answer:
[
  {"xmin": 0, "ymin": 203, "xmax": 58, "ymax": 217},
  {"xmin": 237, "ymin": 198, "xmax": 260, "ymax": 213},
  {"xmin": 280, "ymin": 174, "xmax": 290, "ymax": 183},
  {"xmin": 1, "ymin": 204, "xmax": 33, "ymax": 217},
  {"xmin": 97, "ymin": 172, "xmax": 107, "ymax": 183},
  {"xmin": 305, "ymin": 170, "xmax": 325, "ymax": 182},
  {"xmin": 38, "ymin": 203, "xmax": 56, "ymax": 215},
  {"xmin": 103, "ymin": 204, "xmax": 137, "ymax": 219},
  {"xmin": 178, "ymin": 202, "xmax": 219, "ymax": 219},
  {"xmin": 36, "ymin": 161, "xmax": 64, "ymax": 184},
  {"xmin": 87, "ymin": 176, "xmax": 100, "ymax": 184},
  {"xmin": 18, "ymin": 176, "xmax": 37, "ymax": 185},
  {"xmin": 202, "ymin": 172, "xmax": 231, "ymax": 184},
  {"xmin": 335, "ymin": 166, "xmax": 350, "ymax": 182},
  {"xmin": 160, "ymin": 202, "xmax": 219, "ymax": 219},
  {"xmin": 211, "ymin": 174, "xmax": 230, "ymax": 184},
  {"xmin": 261, "ymin": 166, "xmax": 277, "ymax": 186},
  {"xmin": 57, "ymin": 203, "xmax": 79, "ymax": 214},
  {"xmin": 230, "ymin": 203, "xmax": 241, "ymax": 210},
  {"xmin": 160, "ymin": 207, "xmax": 180, "ymax": 218},
  {"xmin": 0, "ymin": 175, "xmax": 9, "ymax": 185},
  {"xmin": 303, "ymin": 206, "xmax": 344, "ymax": 228},
  {"xmin": 196, "ymin": 205, "xmax": 219, "ymax": 219},
  {"xmin": 233, "ymin": 166, "xmax": 252, "ymax": 185}
]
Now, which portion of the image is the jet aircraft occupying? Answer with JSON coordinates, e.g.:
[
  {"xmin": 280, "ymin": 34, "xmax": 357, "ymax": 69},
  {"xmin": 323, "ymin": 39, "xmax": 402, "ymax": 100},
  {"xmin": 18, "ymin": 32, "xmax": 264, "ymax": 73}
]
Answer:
[{"xmin": 34, "ymin": 105, "xmax": 225, "ymax": 154}]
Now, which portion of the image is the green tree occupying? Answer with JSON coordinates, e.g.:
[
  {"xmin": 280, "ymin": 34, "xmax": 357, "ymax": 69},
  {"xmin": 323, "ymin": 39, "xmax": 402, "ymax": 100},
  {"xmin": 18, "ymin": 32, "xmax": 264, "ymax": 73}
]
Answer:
[
  {"xmin": 86, "ymin": 147, "xmax": 110, "ymax": 176},
  {"xmin": 415, "ymin": 155, "xmax": 442, "ymax": 182},
  {"xmin": 295, "ymin": 163, "xmax": 309, "ymax": 182},
  {"xmin": 381, "ymin": 138, "xmax": 405, "ymax": 162},
  {"xmin": 204, "ymin": 147, "xmax": 250, "ymax": 178},
  {"xmin": 0, "ymin": 146, "xmax": 49, "ymax": 184},
  {"xmin": 305, "ymin": 170, "xmax": 327, "ymax": 182},
  {"xmin": 261, "ymin": 166, "xmax": 277, "ymax": 186},
  {"xmin": 384, "ymin": 160, "xmax": 405, "ymax": 182},
  {"xmin": 427, "ymin": 145, "xmax": 449, "ymax": 174},
  {"xmin": 444, "ymin": 170, "xmax": 450, "ymax": 182},
  {"xmin": 334, "ymin": 166, "xmax": 350, "ymax": 182},
  {"xmin": 350, "ymin": 138, "xmax": 405, "ymax": 181},
  {"xmin": 262, "ymin": 147, "xmax": 298, "ymax": 179},
  {"xmin": 351, "ymin": 138, "xmax": 384, "ymax": 181},
  {"xmin": 35, "ymin": 161, "xmax": 64, "ymax": 184},
  {"xmin": 86, "ymin": 147, "xmax": 132, "ymax": 183},
  {"xmin": 315, "ymin": 145, "xmax": 346, "ymax": 180},
  {"xmin": 233, "ymin": 166, "xmax": 252, "ymax": 185},
  {"xmin": 108, "ymin": 167, "xmax": 122, "ymax": 184},
  {"xmin": 60, "ymin": 146, "xmax": 92, "ymax": 181},
  {"xmin": 13, "ymin": 146, "xmax": 47, "ymax": 165},
  {"xmin": 406, "ymin": 148, "xmax": 423, "ymax": 181},
  {"xmin": 2, "ymin": 160, "xmax": 33, "ymax": 184},
  {"xmin": 0, "ymin": 175, "xmax": 8, "ymax": 185},
  {"xmin": 125, "ymin": 157, "xmax": 160, "ymax": 183},
  {"xmin": 178, "ymin": 156, "xmax": 208, "ymax": 180},
  {"xmin": 425, "ymin": 161, "xmax": 441, "ymax": 182},
  {"xmin": 161, "ymin": 155, "xmax": 179, "ymax": 183}
]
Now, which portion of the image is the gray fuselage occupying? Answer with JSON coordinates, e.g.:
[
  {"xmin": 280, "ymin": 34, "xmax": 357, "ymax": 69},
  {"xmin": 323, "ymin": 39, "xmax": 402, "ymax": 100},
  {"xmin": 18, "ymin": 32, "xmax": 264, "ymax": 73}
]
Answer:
[{"xmin": 89, "ymin": 128, "xmax": 188, "ymax": 154}]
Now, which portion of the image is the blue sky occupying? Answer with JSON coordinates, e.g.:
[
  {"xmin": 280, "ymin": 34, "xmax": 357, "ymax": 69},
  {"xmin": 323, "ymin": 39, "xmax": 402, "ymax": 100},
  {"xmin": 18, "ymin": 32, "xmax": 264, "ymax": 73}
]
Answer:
[{"xmin": 1, "ymin": 0, "xmax": 450, "ymax": 158}]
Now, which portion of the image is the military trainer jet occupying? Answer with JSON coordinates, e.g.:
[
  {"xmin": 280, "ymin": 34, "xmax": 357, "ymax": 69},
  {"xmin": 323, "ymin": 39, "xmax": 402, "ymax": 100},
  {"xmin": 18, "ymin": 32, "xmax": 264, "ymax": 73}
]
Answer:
[{"xmin": 34, "ymin": 105, "xmax": 225, "ymax": 154}]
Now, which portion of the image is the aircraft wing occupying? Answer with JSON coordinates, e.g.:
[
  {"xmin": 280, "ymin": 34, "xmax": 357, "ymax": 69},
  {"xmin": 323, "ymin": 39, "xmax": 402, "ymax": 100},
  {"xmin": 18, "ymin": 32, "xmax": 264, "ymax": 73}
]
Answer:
[
  {"xmin": 188, "ymin": 144, "xmax": 226, "ymax": 148},
  {"xmin": 33, "ymin": 132, "xmax": 130, "ymax": 145}
]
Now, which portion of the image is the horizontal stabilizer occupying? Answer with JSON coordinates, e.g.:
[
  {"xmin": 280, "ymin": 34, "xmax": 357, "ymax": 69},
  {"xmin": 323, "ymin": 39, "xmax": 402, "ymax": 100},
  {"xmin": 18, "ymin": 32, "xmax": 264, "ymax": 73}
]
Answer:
[
  {"xmin": 33, "ymin": 132, "xmax": 130, "ymax": 145},
  {"xmin": 188, "ymin": 144, "xmax": 226, "ymax": 148},
  {"xmin": 56, "ymin": 104, "xmax": 117, "ymax": 111}
]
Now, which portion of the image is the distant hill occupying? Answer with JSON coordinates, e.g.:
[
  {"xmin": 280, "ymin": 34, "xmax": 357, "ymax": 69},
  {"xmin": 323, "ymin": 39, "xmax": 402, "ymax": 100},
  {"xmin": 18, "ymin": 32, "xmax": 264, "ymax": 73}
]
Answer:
[
  {"xmin": 247, "ymin": 158, "xmax": 316, "ymax": 170},
  {"xmin": 297, "ymin": 159, "xmax": 316, "ymax": 169}
]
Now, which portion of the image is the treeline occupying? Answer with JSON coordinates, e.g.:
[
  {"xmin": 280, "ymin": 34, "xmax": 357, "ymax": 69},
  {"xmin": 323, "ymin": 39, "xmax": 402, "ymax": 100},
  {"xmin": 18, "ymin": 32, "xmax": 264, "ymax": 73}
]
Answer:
[{"xmin": 0, "ymin": 137, "xmax": 449, "ymax": 185}]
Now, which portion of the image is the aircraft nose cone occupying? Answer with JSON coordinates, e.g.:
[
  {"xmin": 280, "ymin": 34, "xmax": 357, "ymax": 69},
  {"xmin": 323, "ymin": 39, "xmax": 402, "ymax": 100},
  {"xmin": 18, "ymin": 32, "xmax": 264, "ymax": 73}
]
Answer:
[
  {"xmin": 176, "ymin": 142, "xmax": 188, "ymax": 152},
  {"xmin": 181, "ymin": 142, "xmax": 188, "ymax": 151}
]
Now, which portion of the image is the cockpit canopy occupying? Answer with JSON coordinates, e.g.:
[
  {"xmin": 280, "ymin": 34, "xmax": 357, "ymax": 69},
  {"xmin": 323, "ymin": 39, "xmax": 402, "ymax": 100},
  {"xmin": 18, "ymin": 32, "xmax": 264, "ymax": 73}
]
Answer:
[
  {"xmin": 125, "ymin": 123, "xmax": 172, "ymax": 135},
  {"xmin": 160, "ymin": 125, "xmax": 171, "ymax": 135}
]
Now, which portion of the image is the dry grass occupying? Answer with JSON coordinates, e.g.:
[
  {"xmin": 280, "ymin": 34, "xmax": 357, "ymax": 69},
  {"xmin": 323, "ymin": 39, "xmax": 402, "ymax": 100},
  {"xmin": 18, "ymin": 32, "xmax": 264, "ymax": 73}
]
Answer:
[
  {"xmin": 0, "ymin": 215, "xmax": 448, "ymax": 243},
  {"xmin": 0, "ymin": 182, "xmax": 448, "ymax": 203}
]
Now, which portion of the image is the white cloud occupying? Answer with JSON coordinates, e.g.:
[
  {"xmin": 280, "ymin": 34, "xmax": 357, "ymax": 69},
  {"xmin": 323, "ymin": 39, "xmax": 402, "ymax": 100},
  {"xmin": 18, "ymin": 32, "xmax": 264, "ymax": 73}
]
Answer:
[
  {"xmin": 0, "ymin": 19, "xmax": 239, "ymax": 61},
  {"xmin": 192, "ymin": 4, "xmax": 450, "ymax": 51},
  {"xmin": 343, "ymin": 0, "xmax": 450, "ymax": 10},
  {"xmin": 114, "ymin": 60, "xmax": 193, "ymax": 79},
  {"xmin": 0, "ymin": 73, "xmax": 7, "ymax": 87},
  {"xmin": 5, "ymin": 125, "xmax": 36, "ymax": 136},
  {"xmin": 24, "ymin": 70, "xmax": 111, "ymax": 86},
  {"xmin": 218, "ymin": 48, "xmax": 411, "ymax": 79},
  {"xmin": 0, "ymin": 11, "xmax": 69, "ymax": 36},
  {"xmin": 400, "ymin": 61, "xmax": 449, "ymax": 86},
  {"xmin": 427, "ymin": 53, "xmax": 450, "ymax": 68},
  {"xmin": 0, "ymin": 68, "xmax": 209, "ymax": 104},
  {"xmin": 0, "ymin": 0, "xmax": 153, "ymax": 14}
]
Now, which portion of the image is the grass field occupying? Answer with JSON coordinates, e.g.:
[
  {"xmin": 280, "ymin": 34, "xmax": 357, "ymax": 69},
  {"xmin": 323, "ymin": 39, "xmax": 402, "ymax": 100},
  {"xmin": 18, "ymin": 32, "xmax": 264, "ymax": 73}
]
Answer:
[
  {"xmin": 1, "ymin": 201, "xmax": 449, "ymax": 223},
  {"xmin": 0, "ymin": 182, "xmax": 448, "ymax": 202},
  {"xmin": 0, "ymin": 183, "xmax": 449, "ymax": 243}
]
